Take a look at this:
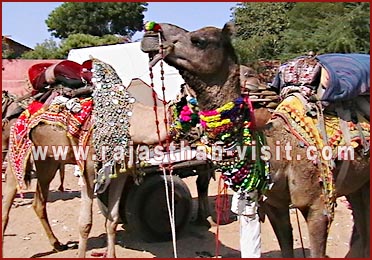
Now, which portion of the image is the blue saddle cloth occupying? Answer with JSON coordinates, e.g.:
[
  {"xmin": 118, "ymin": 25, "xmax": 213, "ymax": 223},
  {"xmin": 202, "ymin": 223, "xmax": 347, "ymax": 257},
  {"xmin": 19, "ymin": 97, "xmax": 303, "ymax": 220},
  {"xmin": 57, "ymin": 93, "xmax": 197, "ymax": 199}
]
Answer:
[{"xmin": 316, "ymin": 53, "xmax": 370, "ymax": 102}]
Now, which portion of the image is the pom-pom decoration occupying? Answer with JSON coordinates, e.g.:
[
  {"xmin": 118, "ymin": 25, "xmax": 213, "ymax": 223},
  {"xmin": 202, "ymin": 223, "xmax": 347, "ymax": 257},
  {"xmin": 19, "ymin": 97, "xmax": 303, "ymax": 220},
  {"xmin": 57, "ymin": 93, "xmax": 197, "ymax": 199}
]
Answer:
[{"xmin": 144, "ymin": 21, "xmax": 162, "ymax": 32}]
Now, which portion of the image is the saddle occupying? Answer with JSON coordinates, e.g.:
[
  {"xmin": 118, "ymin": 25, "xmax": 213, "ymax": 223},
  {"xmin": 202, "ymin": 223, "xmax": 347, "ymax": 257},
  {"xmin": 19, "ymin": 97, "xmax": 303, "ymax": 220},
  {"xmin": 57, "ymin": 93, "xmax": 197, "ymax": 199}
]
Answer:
[
  {"xmin": 126, "ymin": 78, "xmax": 163, "ymax": 107},
  {"xmin": 2, "ymin": 91, "xmax": 16, "ymax": 117},
  {"xmin": 28, "ymin": 60, "xmax": 92, "ymax": 92},
  {"xmin": 2, "ymin": 91, "xmax": 35, "ymax": 125}
]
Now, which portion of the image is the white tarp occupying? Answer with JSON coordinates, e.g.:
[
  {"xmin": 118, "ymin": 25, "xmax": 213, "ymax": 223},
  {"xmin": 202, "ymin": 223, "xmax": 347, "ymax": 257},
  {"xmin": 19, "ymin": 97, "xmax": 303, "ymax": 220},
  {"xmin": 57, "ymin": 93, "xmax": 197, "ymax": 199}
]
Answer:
[{"xmin": 67, "ymin": 42, "xmax": 184, "ymax": 101}]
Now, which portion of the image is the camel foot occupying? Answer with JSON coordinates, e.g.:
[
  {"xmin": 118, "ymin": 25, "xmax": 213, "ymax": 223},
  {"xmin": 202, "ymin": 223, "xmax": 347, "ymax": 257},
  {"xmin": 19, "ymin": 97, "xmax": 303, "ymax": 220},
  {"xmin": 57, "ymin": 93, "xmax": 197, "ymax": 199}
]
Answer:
[
  {"xmin": 52, "ymin": 242, "xmax": 68, "ymax": 252},
  {"xmin": 192, "ymin": 218, "xmax": 211, "ymax": 228}
]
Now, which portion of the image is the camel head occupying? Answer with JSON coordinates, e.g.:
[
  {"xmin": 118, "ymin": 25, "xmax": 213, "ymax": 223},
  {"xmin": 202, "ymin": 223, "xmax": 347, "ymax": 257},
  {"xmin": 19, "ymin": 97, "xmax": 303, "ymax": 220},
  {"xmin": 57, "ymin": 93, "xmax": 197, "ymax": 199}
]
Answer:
[{"xmin": 141, "ymin": 22, "xmax": 241, "ymax": 110}]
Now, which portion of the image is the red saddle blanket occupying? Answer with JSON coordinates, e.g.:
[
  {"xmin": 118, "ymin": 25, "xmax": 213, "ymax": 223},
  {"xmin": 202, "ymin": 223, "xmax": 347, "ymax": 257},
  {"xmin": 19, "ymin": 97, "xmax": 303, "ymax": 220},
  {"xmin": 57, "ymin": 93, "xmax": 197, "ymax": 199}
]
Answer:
[{"xmin": 8, "ymin": 98, "xmax": 93, "ymax": 191}]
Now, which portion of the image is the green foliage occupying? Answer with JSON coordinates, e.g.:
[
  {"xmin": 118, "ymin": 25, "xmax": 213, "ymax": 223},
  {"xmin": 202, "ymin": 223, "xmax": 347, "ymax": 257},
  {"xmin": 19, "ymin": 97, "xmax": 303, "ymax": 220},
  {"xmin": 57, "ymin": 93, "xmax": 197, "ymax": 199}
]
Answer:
[
  {"xmin": 232, "ymin": 2, "xmax": 295, "ymax": 63},
  {"xmin": 21, "ymin": 38, "xmax": 62, "ymax": 59},
  {"xmin": 280, "ymin": 2, "xmax": 370, "ymax": 57},
  {"xmin": 46, "ymin": 2, "xmax": 148, "ymax": 39},
  {"xmin": 58, "ymin": 34, "xmax": 124, "ymax": 58},
  {"xmin": 233, "ymin": 34, "xmax": 280, "ymax": 62},
  {"xmin": 21, "ymin": 34, "xmax": 124, "ymax": 59},
  {"xmin": 234, "ymin": 2, "xmax": 295, "ymax": 39},
  {"xmin": 232, "ymin": 2, "xmax": 370, "ymax": 63},
  {"xmin": 23, "ymin": 2, "xmax": 144, "ymax": 59}
]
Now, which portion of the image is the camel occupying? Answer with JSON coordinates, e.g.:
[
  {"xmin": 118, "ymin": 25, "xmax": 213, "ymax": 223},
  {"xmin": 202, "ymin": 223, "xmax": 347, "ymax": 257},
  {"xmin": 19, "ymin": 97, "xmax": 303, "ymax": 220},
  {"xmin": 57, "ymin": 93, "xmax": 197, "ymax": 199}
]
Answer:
[
  {"xmin": 140, "ymin": 22, "xmax": 370, "ymax": 257},
  {"xmin": 2, "ymin": 61, "xmax": 213, "ymax": 257},
  {"xmin": 2, "ymin": 91, "xmax": 65, "ymax": 191}
]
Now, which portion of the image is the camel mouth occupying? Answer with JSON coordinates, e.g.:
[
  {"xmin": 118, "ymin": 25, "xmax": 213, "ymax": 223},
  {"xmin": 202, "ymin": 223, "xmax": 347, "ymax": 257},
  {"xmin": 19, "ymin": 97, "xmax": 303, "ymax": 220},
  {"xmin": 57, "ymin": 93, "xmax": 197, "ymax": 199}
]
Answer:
[
  {"xmin": 143, "ymin": 44, "xmax": 175, "ymax": 68},
  {"xmin": 141, "ymin": 34, "xmax": 166, "ymax": 68},
  {"xmin": 148, "ymin": 53, "xmax": 163, "ymax": 68}
]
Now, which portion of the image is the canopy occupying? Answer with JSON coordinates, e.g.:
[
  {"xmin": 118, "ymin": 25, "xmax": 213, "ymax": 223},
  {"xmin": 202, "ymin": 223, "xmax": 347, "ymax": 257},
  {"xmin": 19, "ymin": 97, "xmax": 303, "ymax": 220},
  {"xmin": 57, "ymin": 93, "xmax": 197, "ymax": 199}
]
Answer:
[{"xmin": 67, "ymin": 42, "xmax": 184, "ymax": 101}]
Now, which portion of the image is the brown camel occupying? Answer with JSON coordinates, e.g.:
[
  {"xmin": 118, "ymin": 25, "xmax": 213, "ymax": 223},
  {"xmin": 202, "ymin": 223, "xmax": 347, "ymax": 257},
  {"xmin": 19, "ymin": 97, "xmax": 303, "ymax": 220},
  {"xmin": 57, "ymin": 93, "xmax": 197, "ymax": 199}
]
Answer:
[
  {"xmin": 2, "ymin": 91, "xmax": 65, "ymax": 191},
  {"xmin": 2, "ymin": 64, "xmax": 212, "ymax": 257},
  {"xmin": 140, "ymin": 22, "xmax": 370, "ymax": 258}
]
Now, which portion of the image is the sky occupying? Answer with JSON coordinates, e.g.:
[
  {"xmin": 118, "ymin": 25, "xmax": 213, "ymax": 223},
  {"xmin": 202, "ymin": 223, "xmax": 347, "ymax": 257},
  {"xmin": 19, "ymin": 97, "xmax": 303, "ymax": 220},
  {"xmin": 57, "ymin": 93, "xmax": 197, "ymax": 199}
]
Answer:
[{"xmin": 2, "ymin": 2, "xmax": 237, "ymax": 48}]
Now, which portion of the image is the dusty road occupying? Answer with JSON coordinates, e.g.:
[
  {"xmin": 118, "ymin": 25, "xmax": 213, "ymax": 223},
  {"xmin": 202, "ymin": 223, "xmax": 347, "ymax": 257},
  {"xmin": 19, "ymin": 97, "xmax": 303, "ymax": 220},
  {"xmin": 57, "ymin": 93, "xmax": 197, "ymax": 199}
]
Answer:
[{"xmin": 3, "ymin": 165, "xmax": 353, "ymax": 258}]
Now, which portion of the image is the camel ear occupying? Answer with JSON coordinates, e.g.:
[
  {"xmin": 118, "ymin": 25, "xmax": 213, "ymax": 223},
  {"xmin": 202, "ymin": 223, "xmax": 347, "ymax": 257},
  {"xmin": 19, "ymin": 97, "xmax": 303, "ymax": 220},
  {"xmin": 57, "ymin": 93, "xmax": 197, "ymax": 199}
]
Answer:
[{"xmin": 222, "ymin": 22, "xmax": 236, "ymax": 39}]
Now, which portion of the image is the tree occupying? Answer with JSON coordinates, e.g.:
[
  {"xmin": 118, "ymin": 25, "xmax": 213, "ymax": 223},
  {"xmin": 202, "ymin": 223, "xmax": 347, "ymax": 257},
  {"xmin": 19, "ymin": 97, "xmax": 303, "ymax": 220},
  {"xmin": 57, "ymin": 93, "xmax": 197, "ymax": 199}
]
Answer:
[
  {"xmin": 281, "ymin": 2, "xmax": 370, "ymax": 56},
  {"xmin": 21, "ymin": 38, "xmax": 62, "ymax": 59},
  {"xmin": 58, "ymin": 34, "xmax": 126, "ymax": 58},
  {"xmin": 46, "ymin": 2, "xmax": 148, "ymax": 39},
  {"xmin": 232, "ymin": 2, "xmax": 370, "ymax": 63},
  {"xmin": 232, "ymin": 2, "xmax": 295, "ymax": 63},
  {"xmin": 21, "ymin": 34, "xmax": 126, "ymax": 59}
]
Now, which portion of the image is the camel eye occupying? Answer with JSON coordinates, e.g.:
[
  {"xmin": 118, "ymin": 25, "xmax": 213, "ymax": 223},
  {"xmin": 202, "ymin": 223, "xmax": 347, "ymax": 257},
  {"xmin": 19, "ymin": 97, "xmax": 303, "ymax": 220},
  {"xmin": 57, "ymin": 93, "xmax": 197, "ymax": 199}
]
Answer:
[{"xmin": 191, "ymin": 37, "xmax": 208, "ymax": 49}]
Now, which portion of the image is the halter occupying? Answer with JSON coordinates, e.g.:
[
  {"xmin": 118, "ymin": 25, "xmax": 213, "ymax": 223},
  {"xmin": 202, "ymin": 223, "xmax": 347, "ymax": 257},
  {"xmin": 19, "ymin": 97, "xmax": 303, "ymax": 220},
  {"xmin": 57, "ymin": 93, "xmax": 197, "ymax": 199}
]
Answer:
[{"xmin": 144, "ymin": 21, "xmax": 271, "ymax": 192}]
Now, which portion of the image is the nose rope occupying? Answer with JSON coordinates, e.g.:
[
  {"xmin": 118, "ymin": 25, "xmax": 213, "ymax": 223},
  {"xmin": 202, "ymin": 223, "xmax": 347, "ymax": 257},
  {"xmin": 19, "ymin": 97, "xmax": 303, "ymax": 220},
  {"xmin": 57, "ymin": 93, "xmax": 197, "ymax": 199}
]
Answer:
[
  {"xmin": 158, "ymin": 30, "xmax": 178, "ymax": 259},
  {"xmin": 146, "ymin": 22, "xmax": 178, "ymax": 258}
]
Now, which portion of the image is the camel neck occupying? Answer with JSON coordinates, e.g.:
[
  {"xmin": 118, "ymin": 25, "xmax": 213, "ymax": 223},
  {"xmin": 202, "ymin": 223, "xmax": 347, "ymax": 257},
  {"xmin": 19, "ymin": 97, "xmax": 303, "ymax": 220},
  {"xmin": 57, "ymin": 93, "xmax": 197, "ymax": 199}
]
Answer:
[
  {"xmin": 179, "ymin": 64, "xmax": 241, "ymax": 111},
  {"xmin": 198, "ymin": 96, "xmax": 254, "ymax": 145}
]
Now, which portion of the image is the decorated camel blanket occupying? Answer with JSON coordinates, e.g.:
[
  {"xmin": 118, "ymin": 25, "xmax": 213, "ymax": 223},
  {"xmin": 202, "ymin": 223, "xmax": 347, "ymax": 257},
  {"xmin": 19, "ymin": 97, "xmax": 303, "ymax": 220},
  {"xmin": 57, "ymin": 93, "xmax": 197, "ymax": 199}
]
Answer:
[
  {"xmin": 8, "ymin": 98, "xmax": 93, "ymax": 191},
  {"xmin": 273, "ymin": 95, "xmax": 370, "ymax": 153},
  {"xmin": 272, "ymin": 95, "xmax": 370, "ymax": 217}
]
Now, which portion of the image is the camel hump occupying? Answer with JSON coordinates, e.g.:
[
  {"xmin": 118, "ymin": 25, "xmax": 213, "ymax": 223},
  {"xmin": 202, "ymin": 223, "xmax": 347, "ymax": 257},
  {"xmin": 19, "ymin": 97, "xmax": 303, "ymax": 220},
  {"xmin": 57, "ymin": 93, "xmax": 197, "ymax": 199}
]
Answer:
[{"xmin": 127, "ymin": 78, "xmax": 163, "ymax": 107}]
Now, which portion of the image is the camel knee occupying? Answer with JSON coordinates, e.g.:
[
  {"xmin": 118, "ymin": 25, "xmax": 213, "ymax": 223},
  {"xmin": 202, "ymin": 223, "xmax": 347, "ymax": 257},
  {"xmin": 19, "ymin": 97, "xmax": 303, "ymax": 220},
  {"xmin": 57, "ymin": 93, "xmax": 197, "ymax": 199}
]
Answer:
[
  {"xmin": 79, "ymin": 223, "xmax": 92, "ymax": 239},
  {"xmin": 32, "ymin": 201, "xmax": 46, "ymax": 219},
  {"xmin": 106, "ymin": 221, "xmax": 118, "ymax": 236}
]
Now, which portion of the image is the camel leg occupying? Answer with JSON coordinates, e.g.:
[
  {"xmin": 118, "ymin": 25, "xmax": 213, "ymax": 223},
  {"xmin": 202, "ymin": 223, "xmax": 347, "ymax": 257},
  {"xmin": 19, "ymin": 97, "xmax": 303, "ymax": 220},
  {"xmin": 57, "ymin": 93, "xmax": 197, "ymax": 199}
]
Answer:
[
  {"xmin": 194, "ymin": 169, "xmax": 211, "ymax": 226},
  {"xmin": 347, "ymin": 225, "xmax": 363, "ymax": 258},
  {"xmin": 345, "ymin": 182, "xmax": 370, "ymax": 258},
  {"xmin": 263, "ymin": 203, "xmax": 294, "ymax": 257},
  {"xmin": 33, "ymin": 159, "xmax": 66, "ymax": 251},
  {"xmin": 301, "ymin": 197, "xmax": 329, "ymax": 258},
  {"xmin": 2, "ymin": 166, "xmax": 18, "ymax": 251},
  {"xmin": 105, "ymin": 173, "xmax": 127, "ymax": 258},
  {"xmin": 58, "ymin": 164, "xmax": 65, "ymax": 192},
  {"xmin": 77, "ymin": 164, "xmax": 95, "ymax": 258}
]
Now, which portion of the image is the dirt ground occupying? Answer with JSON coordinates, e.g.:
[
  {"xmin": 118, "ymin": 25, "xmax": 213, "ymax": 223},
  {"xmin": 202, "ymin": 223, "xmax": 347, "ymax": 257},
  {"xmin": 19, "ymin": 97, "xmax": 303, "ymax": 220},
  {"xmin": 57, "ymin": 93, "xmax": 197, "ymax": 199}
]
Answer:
[{"xmin": 3, "ymin": 165, "xmax": 353, "ymax": 258}]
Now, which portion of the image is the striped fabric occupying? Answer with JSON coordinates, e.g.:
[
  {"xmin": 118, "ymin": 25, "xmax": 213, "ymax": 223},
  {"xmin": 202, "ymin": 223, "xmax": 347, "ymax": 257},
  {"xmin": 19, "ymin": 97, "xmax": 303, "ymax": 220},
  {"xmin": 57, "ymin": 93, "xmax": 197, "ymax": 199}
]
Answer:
[{"xmin": 316, "ymin": 53, "xmax": 370, "ymax": 102}]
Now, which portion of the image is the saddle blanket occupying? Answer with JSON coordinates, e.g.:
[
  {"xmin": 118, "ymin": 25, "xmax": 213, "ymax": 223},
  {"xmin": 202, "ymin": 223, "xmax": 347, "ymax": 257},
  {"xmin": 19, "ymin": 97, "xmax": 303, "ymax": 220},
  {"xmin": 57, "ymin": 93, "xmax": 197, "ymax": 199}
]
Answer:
[
  {"xmin": 8, "ymin": 98, "xmax": 93, "ymax": 191},
  {"xmin": 272, "ymin": 95, "xmax": 370, "ymax": 220},
  {"xmin": 274, "ymin": 95, "xmax": 370, "ymax": 155}
]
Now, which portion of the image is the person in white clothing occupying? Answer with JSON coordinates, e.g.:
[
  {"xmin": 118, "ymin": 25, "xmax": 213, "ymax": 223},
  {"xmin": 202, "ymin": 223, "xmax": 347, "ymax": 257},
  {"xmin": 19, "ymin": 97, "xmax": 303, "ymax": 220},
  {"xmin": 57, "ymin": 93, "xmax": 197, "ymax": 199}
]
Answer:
[
  {"xmin": 73, "ymin": 165, "xmax": 82, "ymax": 177},
  {"xmin": 231, "ymin": 189, "xmax": 261, "ymax": 258}
]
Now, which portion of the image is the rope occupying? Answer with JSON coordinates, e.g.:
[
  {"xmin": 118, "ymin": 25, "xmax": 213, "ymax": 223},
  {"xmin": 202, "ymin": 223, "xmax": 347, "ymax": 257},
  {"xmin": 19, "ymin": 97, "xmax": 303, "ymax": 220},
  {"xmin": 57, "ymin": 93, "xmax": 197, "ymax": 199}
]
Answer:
[
  {"xmin": 148, "ymin": 31, "xmax": 178, "ymax": 258},
  {"xmin": 214, "ymin": 174, "xmax": 229, "ymax": 258},
  {"xmin": 148, "ymin": 65, "xmax": 162, "ymax": 146},
  {"xmin": 161, "ymin": 166, "xmax": 177, "ymax": 258}
]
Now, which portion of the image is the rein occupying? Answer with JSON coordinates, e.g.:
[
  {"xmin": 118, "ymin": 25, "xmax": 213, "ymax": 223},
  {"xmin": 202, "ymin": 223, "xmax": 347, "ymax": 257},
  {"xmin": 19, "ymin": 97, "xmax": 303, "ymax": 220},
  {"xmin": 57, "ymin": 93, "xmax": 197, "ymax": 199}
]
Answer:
[{"xmin": 146, "ymin": 22, "xmax": 178, "ymax": 258}]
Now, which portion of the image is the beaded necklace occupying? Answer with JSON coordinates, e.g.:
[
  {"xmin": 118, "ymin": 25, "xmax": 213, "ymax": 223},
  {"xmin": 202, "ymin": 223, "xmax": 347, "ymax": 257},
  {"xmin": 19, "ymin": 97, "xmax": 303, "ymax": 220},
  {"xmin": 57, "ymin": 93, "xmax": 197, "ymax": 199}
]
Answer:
[
  {"xmin": 169, "ymin": 96, "xmax": 200, "ymax": 140},
  {"xmin": 199, "ymin": 97, "xmax": 270, "ymax": 193}
]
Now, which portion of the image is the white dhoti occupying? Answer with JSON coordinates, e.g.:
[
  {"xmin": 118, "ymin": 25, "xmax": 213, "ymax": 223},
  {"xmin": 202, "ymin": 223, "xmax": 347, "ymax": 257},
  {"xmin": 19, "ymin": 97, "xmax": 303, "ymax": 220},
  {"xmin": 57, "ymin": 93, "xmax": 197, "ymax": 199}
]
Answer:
[{"xmin": 231, "ymin": 190, "xmax": 261, "ymax": 258}]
